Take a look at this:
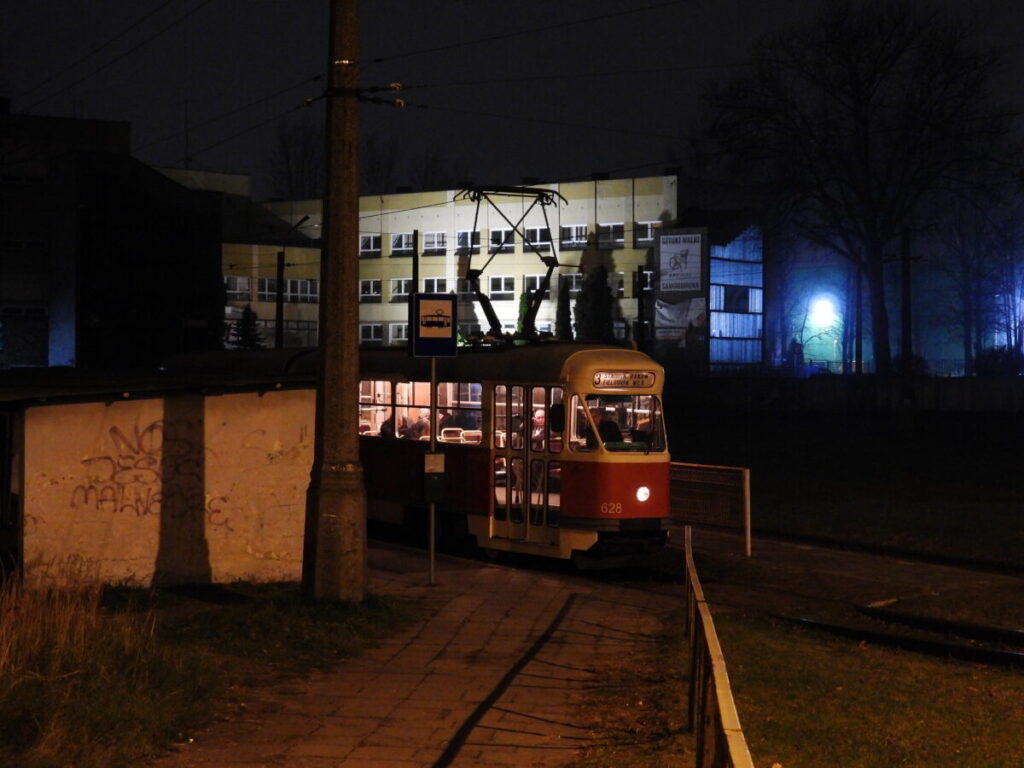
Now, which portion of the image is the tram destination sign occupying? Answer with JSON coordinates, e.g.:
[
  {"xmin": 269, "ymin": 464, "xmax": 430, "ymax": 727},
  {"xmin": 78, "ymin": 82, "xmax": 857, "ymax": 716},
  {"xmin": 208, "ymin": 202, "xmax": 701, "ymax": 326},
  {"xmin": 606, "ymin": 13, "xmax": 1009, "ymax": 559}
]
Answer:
[
  {"xmin": 593, "ymin": 370, "xmax": 656, "ymax": 388},
  {"xmin": 412, "ymin": 293, "xmax": 458, "ymax": 357}
]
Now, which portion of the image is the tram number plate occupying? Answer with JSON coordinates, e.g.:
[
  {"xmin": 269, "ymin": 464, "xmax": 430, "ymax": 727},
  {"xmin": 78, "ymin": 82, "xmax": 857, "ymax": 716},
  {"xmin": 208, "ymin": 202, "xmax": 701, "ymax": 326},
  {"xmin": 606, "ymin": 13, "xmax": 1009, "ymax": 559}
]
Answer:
[{"xmin": 600, "ymin": 502, "xmax": 623, "ymax": 515}]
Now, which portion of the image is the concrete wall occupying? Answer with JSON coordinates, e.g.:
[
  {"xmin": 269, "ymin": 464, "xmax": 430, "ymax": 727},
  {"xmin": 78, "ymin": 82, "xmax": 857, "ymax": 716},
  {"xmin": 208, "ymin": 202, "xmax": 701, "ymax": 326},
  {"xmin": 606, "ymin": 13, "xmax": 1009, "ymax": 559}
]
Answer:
[{"xmin": 22, "ymin": 388, "xmax": 315, "ymax": 586}]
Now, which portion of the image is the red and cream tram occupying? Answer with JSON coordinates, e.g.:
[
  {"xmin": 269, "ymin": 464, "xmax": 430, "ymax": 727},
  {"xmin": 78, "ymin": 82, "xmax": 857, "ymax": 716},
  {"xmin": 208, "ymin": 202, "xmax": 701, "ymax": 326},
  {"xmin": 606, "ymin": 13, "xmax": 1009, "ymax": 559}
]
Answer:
[{"xmin": 357, "ymin": 343, "xmax": 670, "ymax": 562}]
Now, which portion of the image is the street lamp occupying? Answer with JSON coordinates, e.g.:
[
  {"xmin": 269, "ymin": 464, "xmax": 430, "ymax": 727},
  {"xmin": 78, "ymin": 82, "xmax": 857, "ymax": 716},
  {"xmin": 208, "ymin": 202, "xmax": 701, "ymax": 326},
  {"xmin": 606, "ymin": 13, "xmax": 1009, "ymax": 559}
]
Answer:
[{"xmin": 276, "ymin": 214, "xmax": 311, "ymax": 348}]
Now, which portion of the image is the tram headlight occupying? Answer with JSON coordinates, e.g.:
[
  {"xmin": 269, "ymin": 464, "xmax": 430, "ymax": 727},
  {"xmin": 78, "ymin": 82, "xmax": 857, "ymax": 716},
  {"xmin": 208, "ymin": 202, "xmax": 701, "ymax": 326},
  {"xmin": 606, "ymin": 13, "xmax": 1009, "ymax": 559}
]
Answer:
[{"xmin": 635, "ymin": 486, "xmax": 651, "ymax": 502}]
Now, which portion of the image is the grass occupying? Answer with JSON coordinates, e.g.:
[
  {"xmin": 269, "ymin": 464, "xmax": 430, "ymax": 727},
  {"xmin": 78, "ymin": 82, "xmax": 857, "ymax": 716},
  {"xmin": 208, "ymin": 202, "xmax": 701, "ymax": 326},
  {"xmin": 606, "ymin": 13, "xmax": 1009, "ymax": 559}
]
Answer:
[
  {"xmin": 714, "ymin": 611, "xmax": 1024, "ymax": 768},
  {"xmin": 884, "ymin": 582, "xmax": 1024, "ymax": 631},
  {"xmin": 572, "ymin": 609, "xmax": 693, "ymax": 768},
  {"xmin": 0, "ymin": 578, "xmax": 418, "ymax": 768}
]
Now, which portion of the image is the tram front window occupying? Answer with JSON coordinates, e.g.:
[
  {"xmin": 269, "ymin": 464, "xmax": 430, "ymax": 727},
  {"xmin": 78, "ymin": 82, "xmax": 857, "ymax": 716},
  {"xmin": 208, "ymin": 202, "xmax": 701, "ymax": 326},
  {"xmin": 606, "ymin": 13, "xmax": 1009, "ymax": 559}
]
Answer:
[{"xmin": 571, "ymin": 394, "xmax": 666, "ymax": 452}]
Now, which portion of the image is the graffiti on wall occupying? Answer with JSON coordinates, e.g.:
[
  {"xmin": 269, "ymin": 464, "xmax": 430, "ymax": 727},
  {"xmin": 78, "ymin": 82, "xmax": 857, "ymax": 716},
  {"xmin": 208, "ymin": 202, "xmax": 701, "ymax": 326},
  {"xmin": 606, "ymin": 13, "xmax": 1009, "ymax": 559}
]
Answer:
[{"xmin": 69, "ymin": 420, "xmax": 231, "ymax": 530}]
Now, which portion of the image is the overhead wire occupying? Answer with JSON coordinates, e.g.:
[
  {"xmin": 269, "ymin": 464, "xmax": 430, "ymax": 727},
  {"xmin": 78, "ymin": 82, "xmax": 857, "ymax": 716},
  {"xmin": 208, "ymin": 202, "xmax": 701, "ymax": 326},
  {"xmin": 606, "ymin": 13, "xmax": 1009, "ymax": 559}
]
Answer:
[
  {"xmin": 362, "ymin": 0, "xmax": 690, "ymax": 66},
  {"xmin": 24, "ymin": 0, "xmax": 217, "ymax": 111},
  {"xmin": 18, "ymin": 0, "xmax": 179, "ymax": 100},
  {"xmin": 133, "ymin": 75, "xmax": 323, "ymax": 154}
]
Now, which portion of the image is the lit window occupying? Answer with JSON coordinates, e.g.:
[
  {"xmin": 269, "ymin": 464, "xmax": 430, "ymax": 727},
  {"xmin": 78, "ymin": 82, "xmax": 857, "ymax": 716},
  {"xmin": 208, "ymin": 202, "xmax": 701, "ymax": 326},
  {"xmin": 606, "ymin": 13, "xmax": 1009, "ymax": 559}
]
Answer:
[
  {"xmin": 456, "ymin": 230, "xmax": 480, "ymax": 254},
  {"xmin": 285, "ymin": 278, "xmax": 319, "ymax": 303},
  {"xmin": 634, "ymin": 221, "xmax": 659, "ymax": 245},
  {"xmin": 390, "ymin": 278, "xmax": 414, "ymax": 302},
  {"xmin": 224, "ymin": 275, "xmax": 252, "ymax": 301},
  {"xmin": 489, "ymin": 275, "xmax": 515, "ymax": 300},
  {"xmin": 489, "ymin": 228, "xmax": 515, "ymax": 253},
  {"xmin": 598, "ymin": 223, "xmax": 624, "ymax": 249},
  {"xmin": 359, "ymin": 279, "xmax": 382, "ymax": 303},
  {"xmin": 523, "ymin": 274, "xmax": 550, "ymax": 300},
  {"xmin": 560, "ymin": 224, "xmax": 588, "ymax": 249},
  {"xmin": 423, "ymin": 231, "xmax": 447, "ymax": 255},
  {"xmin": 257, "ymin": 277, "xmax": 277, "ymax": 301},
  {"xmin": 360, "ymin": 323, "xmax": 383, "ymax": 343},
  {"xmin": 359, "ymin": 234, "xmax": 382, "ymax": 257},
  {"xmin": 523, "ymin": 227, "xmax": 550, "ymax": 252},
  {"xmin": 423, "ymin": 277, "xmax": 448, "ymax": 293},
  {"xmin": 391, "ymin": 232, "xmax": 414, "ymax": 256}
]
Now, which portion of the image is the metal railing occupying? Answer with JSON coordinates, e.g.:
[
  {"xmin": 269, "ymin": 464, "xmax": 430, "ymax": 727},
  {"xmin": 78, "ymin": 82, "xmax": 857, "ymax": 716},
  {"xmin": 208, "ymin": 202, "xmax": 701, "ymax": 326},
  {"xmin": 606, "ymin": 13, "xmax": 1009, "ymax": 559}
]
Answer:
[{"xmin": 684, "ymin": 526, "xmax": 755, "ymax": 768}]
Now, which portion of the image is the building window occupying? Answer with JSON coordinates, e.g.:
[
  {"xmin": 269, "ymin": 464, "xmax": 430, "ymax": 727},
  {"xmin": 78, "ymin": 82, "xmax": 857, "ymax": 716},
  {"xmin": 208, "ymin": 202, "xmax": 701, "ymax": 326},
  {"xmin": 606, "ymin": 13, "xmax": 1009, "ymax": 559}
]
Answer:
[
  {"xmin": 609, "ymin": 271, "xmax": 625, "ymax": 298},
  {"xmin": 423, "ymin": 277, "xmax": 448, "ymax": 293},
  {"xmin": 523, "ymin": 227, "xmax": 550, "ymax": 252},
  {"xmin": 360, "ymin": 234, "xmax": 382, "ymax": 258},
  {"xmin": 390, "ymin": 323, "xmax": 409, "ymax": 343},
  {"xmin": 390, "ymin": 278, "xmax": 414, "ymax": 302},
  {"xmin": 634, "ymin": 221, "xmax": 659, "ymax": 246},
  {"xmin": 257, "ymin": 277, "xmax": 277, "ymax": 301},
  {"xmin": 560, "ymin": 224, "xmax": 588, "ymax": 250},
  {"xmin": 285, "ymin": 278, "xmax": 318, "ymax": 303},
  {"xmin": 360, "ymin": 323, "xmax": 383, "ymax": 344},
  {"xmin": 391, "ymin": 232, "xmax": 414, "ymax": 256},
  {"xmin": 523, "ymin": 274, "xmax": 550, "ymax": 300},
  {"xmin": 359, "ymin": 279, "xmax": 382, "ymax": 303},
  {"xmin": 598, "ymin": 223, "xmax": 624, "ymax": 249},
  {"xmin": 225, "ymin": 275, "xmax": 252, "ymax": 301},
  {"xmin": 640, "ymin": 269, "xmax": 654, "ymax": 291},
  {"xmin": 459, "ymin": 322, "xmax": 482, "ymax": 339},
  {"xmin": 489, "ymin": 228, "xmax": 515, "ymax": 253},
  {"xmin": 423, "ymin": 231, "xmax": 446, "ymax": 255},
  {"xmin": 457, "ymin": 278, "xmax": 476, "ymax": 299},
  {"xmin": 457, "ymin": 230, "xmax": 480, "ymax": 255},
  {"xmin": 489, "ymin": 275, "xmax": 515, "ymax": 301},
  {"xmin": 561, "ymin": 273, "xmax": 584, "ymax": 298}
]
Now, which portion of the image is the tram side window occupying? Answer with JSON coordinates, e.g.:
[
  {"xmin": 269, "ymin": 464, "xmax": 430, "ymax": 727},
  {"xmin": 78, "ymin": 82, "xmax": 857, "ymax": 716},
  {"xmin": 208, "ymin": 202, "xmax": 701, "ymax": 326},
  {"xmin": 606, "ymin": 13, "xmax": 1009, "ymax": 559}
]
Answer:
[
  {"xmin": 494, "ymin": 384, "xmax": 525, "ymax": 450},
  {"xmin": 509, "ymin": 386, "xmax": 525, "ymax": 450},
  {"xmin": 547, "ymin": 461, "xmax": 560, "ymax": 527},
  {"xmin": 530, "ymin": 387, "xmax": 546, "ymax": 452},
  {"xmin": 549, "ymin": 388, "xmax": 563, "ymax": 452},
  {"xmin": 395, "ymin": 381, "xmax": 432, "ymax": 439},
  {"xmin": 494, "ymin": 385, "xmax": 508, "ymax": 447},
  {"xmin": 436, "ymin": 381, "xmax": 482, "ymax": 442},
  {"xmin": 359, "ymin": 379, "xmax": 392, "ymax": 436},
  {"xmin": 493, "ymin": 457, "xmax": 507, "ymax": 521}
]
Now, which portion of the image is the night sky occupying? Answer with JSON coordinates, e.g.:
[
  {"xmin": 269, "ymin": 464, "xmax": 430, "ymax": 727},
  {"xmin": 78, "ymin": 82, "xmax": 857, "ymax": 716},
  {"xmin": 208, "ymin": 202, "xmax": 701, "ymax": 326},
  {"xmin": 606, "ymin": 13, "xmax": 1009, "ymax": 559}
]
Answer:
[{"xmin": 1, "ymin": 0, "xmax": 1021, "ymax": 199}]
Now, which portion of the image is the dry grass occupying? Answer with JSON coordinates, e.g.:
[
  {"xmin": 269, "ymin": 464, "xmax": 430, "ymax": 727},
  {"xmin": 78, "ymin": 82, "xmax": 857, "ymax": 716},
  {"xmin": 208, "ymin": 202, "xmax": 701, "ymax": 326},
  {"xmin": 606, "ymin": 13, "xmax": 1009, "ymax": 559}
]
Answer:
[
  {"xmin": 0, "ymin": 577, "xmax": 220, "ymax": 768},
  {"xmin": 715, "ymin": 611, "xmax": 1024, "ymax": 768},
  {"xmin": 0, "ymin": 577, "xmax": 416, "ymax": 768}
]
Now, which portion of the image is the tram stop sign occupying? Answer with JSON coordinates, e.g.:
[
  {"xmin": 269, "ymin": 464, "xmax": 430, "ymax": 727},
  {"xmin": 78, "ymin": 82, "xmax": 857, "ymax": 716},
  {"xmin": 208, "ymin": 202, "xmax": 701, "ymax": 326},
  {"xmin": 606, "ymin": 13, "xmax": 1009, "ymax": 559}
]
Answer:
[{"xmin": 412, "ymin": 293, "xmax": 458, "ymax": 357}]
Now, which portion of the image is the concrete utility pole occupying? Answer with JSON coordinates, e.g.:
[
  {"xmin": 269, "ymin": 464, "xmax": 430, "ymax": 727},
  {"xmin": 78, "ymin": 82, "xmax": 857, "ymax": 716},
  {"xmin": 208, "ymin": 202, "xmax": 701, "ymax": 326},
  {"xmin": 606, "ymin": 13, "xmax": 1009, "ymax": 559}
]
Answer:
[{"xmin": 303, "ymin": 0, "xmax": 366, "ymax": 601}]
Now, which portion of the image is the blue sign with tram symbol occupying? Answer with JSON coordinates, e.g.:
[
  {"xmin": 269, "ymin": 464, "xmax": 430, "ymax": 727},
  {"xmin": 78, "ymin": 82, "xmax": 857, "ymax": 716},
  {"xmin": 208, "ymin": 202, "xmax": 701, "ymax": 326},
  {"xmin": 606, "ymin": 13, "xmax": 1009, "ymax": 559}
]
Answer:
[{"xmin": 412, "ymin": 293, "xmax": 458, "ymax": 357}]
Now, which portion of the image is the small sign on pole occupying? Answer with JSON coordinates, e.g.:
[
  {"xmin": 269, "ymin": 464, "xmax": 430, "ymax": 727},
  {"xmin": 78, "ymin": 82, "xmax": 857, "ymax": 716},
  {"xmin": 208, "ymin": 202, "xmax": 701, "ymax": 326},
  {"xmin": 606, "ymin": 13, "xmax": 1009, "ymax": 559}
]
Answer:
[{"xmin": 412, "ymin": 293, "xmax": 457, "ymax": 357}]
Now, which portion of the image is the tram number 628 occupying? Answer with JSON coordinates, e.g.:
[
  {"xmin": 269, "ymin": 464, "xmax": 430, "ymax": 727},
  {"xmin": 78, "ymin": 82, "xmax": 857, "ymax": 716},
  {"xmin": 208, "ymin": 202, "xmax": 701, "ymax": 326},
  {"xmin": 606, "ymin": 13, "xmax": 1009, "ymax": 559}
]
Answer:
[{"xmin": 600, "ymin": 502, "xmax": 623, "ymax": 515}]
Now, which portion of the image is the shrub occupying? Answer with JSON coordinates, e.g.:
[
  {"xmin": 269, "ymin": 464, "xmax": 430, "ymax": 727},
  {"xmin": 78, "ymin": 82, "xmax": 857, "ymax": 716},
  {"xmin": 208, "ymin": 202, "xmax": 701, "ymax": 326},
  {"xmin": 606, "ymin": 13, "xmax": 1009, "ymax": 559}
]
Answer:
[{"xmin": 974, "ymin": 346, "xmax": 1024, "ymax": 377}]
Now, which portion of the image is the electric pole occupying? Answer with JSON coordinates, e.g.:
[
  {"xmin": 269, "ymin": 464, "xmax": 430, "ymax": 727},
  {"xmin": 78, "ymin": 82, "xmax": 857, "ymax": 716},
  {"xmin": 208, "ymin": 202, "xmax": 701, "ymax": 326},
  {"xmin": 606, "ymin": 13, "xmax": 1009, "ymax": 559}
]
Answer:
[{"xmin": 303, "ymin": 0, "xmax": 366, "ymax": 601}]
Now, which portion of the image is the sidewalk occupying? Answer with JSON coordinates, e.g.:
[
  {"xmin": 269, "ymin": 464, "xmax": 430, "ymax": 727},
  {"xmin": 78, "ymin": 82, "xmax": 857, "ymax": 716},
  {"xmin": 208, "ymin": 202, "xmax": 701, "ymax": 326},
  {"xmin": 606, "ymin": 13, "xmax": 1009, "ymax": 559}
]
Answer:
[{"xmin": 150, "ymin": 543, "xmax": 685, "ymax": 768}]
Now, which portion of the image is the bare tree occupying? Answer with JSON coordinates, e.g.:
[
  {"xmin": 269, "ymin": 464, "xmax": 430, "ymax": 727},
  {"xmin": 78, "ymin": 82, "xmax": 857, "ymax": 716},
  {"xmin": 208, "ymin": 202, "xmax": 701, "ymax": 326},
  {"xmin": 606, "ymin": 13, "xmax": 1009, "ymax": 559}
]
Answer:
[
  {"xmin": 700, "ymin": 0, "xmax": 1006, "ymax": 376},
  {"xmin": 360, "ymin": 131, "xmax": 401, "ymax": 195},
  {"xmin": 266, "ymin": 112, "xmax": 326, "ymax": 200},
  {"xmin": 408, "ymin": 144, "xmax": 470, "ymax": 192}
]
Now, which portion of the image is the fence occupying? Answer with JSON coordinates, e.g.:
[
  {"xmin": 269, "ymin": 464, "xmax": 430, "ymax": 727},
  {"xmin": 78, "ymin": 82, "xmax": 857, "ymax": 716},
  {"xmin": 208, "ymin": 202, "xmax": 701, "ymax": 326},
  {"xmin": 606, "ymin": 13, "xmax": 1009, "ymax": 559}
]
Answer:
[
  {"xmin": 684, "ymin": 526, "xmax": 755, "ymax": 768},
  {"xmin": 670, "ymin": 462, "xmax": 751, "ymax": 556}
]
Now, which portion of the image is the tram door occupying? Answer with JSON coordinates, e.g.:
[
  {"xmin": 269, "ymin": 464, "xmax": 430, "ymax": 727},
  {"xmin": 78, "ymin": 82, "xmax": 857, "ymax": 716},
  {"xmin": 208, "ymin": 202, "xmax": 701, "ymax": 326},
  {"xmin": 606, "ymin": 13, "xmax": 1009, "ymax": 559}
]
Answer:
[
  {"xmin": 492, "ymin": 385, "xmax": 527, "ymax": 540},
  {"xmin": 492, "ymin": 385, "xmax": 561, "ymax": 544}
]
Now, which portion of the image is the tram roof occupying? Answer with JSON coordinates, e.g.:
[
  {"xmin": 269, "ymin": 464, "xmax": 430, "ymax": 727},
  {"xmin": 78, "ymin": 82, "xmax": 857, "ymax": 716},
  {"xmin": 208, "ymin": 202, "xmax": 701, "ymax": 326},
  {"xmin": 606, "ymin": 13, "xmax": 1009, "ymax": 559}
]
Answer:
[
  {"xmin": 0, "ymin": 343, "xmax": 661, "ymax": 407},
  {"xmin": 357, "ymin": 343, "xmax": 659, "ymax": 384}
]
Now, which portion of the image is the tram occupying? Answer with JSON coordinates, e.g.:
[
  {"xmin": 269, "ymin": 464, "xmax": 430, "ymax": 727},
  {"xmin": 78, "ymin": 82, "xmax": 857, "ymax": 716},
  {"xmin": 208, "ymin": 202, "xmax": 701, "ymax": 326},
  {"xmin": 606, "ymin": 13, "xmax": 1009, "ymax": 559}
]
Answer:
[{"xmin": 357, "ymin": 343, "xmax": 671, "ymax": 563}]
